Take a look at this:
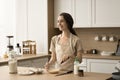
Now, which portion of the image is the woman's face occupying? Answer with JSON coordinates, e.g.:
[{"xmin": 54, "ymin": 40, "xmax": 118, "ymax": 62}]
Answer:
[{"xmin": 57, "ymin": 15, "xmax": 68, "ymax": 31}]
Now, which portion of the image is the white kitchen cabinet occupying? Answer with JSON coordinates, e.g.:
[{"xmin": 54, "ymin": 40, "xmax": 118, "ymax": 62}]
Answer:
[
  {"xmin": 54, "ymin": 0, "xmax": 120, "ymax": 28},
  {"xmin": 73, "ymin": 0, "xmax": 91, "ymax": 28},
  {"xmin": 54, "ymin": 0, "xmax": 91, "ymax": 28},
  {"xmin": 92, "ymin": 0, "xmax": 120, "ymax": 27},
  {"xmin": 79, "ymin": 58, "xmax": 87, "ymax": 72},
  {"xmin": 87, "ymin": 59, "xmax": 120, "ymax": 73},
  {"xmin": 54, "ymin": 0, "xmax": 73, "ymax": 28},
  {"xmin": 16, "ymin": 0, "xmax": 48, "ymax": 53}
]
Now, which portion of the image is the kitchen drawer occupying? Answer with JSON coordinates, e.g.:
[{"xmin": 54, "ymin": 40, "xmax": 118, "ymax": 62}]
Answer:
[
  {"xmin": 18, "ymin": 60, "xmax": 32, "ymax": 67},
  {"xmin": 79, "ymin": 66, "xmax": 87, "ymax": 72},
  {"xmin": 87, "ymin": 59, "xmax": 120, "ymax": 73},
  {"xmin": 31, "ymin": 58, "xmax": 48, "ymax": 68}
]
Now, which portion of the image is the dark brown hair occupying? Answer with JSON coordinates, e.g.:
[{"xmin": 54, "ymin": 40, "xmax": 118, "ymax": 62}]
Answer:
[{"xmin": 59, "ymin": 12, "xmax": 77, "ymax": 35}]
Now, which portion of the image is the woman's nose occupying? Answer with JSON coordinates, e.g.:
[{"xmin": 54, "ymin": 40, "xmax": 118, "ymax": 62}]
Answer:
[{"xmin": 57, "ymin": 22, "xmax": 61, "ymax": 26}]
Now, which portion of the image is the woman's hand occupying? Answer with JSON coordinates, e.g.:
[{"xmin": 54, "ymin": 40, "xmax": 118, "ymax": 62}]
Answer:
[
  {"xmin": 44, "ymin": 62, "xmax": 50, "ymax": 70},
  {"xmin": 60, "ymin": 53, "xmax": 76, "ymax": 64},
  {"xmin": 60, "ymin": 55, "xmax": 70, "ymax": 64}
]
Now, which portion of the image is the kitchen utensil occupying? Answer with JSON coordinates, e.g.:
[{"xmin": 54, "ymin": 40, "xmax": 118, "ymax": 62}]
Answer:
[
  {"xmin": 112, "ymin": 72, "xmax": 120, "ymax": 80},
  {"xmin": 115, "ymin": 66, "xmax": 120, "ymax": 72},
  {"xmin": 89, "ymin": 49, "xmax": 98, "ymax": 54},
  {"xmin": 48, "ymin": 68, "xmax": 60, "ymax": 74},
  {"xmin": 115, "ymin": 39, "xmax": 120, "ymax": 56},
  {"xmin": 100, "ymin": 51, "xmax": 114, "ymax": 56},
  {"xmin": 102, "ymin": 36, "xmax": 108, "ymax": 41},
  {"xmin": 55, "ymin": 70, "xmax": 73, "ymax": 76},
  {"xmin": 94, "ymin": 35, "xmax": 101, "ymax": 41},
  {"xmin": 109, "ymin": 36, "xmax": 116, "ymax": 42},
  {"xmin": 92, "ymin": 49, "xmax": 97, "ymax": 54},
  {"xmin": 29, "ymin": 68, "xmax": 43, "ymax": 74},
  {"xmin": 106, "ymin": 77, "xmax": 116, "ymax": 80},
  {"xmin": 18, "ymin": 70, "xmax": 35, "ymax": 76},
  {"xmin": 6, "ymin": 36, "xmax": 14, "ymax": 51},
  {"xmin": 78, "ymin": 70, "xmax": 84, "ymax": 77},
  {"xmin": 60, "ymin": 57, "xmax": 70, "ymax": 64}
]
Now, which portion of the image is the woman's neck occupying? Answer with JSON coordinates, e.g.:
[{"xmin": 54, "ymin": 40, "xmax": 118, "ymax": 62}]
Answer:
[{"xmin": 61, "ymin": 31, "xmax": 71, "ymax": 38}]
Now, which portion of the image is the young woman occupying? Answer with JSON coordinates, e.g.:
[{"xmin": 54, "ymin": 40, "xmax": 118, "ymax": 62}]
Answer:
[{"xmin": 45, "ymin": 12, "xmax": 83, "ymax": 71}]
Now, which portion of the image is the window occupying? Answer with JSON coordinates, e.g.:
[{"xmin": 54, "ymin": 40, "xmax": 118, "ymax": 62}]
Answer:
[{"xmin": 0, "ymin": 0, "xmax": 16, "ymax": 57}]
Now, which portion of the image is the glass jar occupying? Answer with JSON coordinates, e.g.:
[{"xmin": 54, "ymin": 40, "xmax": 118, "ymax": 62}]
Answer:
[{"xmin": 8, "ymin": 51, "xmax": 17, "ymax": 74}]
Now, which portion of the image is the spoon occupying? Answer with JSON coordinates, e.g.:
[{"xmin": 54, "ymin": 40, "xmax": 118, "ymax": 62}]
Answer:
[{"xmin": 115, "ymin": 66, "xmax": 120, "ymax": 72}]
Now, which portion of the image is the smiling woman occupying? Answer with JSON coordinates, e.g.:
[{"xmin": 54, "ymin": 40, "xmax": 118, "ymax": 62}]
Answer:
[{"xmin": 0, "ymin": 0, "xmax": 16, "ymax": 57}]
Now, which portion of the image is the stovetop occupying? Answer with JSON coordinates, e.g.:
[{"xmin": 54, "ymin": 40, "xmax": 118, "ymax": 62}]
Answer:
[{"xmin": 106, "ymin": 77, "xmax": 117, "ymax": 80}]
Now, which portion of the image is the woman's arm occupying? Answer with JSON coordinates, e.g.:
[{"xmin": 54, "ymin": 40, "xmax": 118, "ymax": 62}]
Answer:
[
  {"xmin": 76, "ymin": 51, "xmax": 83, "ymax": 63},
  {"xmin": 75, "ymin": 38, "xmax": 83, "ymax": 63},
  {"xmin": 44, "ymin": 52, "xmax": 56, "ymax": 70},
  {"xmin": 48, "ymin": 52, "xmax": 56, "ymax": 64}
]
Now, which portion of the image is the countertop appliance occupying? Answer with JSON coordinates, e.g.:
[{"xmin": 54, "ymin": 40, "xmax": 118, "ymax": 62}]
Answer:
[
  {"xmin": 115, "ymin": 39, "xmax": 120, "ymax": 56},
  {"xmin": 6, "ymin": 36, "xmax": 14, "ymax": 51}
]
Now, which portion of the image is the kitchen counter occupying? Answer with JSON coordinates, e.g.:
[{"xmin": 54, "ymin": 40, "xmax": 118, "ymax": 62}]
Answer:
[
  {"xmin": 0, "ymin": 54, "xmax": 50, "ymax": 65},
  {"xmin": 0, "ymin": 53, "xmax": 119, "ymax": 66},
  {"xmin": 0, "ymin": 66, "xmax": 111, "ymax": 80},
  {"xmin": 82, "ymin": 54, "xmax": 120, "ymax": 60}
]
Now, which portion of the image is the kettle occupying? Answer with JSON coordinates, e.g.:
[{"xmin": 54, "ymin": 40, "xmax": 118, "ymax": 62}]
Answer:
[
  {"xmin": 116, "ymin": 39, "xmax": 120, "ymax": 56},
  {"xmin": 90, "ymin": 49, "xmax": 97, "ymax": 54}
]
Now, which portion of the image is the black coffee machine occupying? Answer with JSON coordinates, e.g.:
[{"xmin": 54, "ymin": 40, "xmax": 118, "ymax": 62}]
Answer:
[
  {"xmin": 115, "ymin": 39, "xmax": 120, "ymax": 56},
  {"xmin": 6, "ymin": 36, "xmax": 14, "ymax": 51}
]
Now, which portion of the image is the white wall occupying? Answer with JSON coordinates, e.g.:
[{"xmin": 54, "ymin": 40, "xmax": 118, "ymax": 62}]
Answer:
[
  {"xmin": 16, "ymin": 0, "xmax": 48, "ymax": 54},
  {"xmin": 0, "ymin": 0, "xmax": 16, "ymax": 56}
]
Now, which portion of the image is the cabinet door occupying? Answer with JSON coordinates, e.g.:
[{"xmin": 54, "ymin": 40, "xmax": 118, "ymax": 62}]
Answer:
[
  {"xmin": 74, "ymin": 0, "xmax": 92, "ymax": 28},
  {"xmin": 87, "ymin": 59, "xmax": 119, "ymax": 73},
  {"xmin": 92, "ymin": 0, "xmax": 120, "ymax": 27},
  {"xmin": 54, "ymin": 0, "xmax": 73, "ymax": 28},
  {"xmin": 27, "ymin": 0, "xmax": 48, "ymax": 53}
]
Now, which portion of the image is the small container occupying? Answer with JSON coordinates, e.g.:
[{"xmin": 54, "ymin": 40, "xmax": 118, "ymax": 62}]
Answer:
[
  {"xmin": 15, "ymin": 43, "xmax": 21, "ymax": 55},
  {"xmin": 94, "ymin": 35, "xmax": 101, "ymax": 41},
  {"xmin": 22, "ymin": 40, "xmax": 36, "ymax": 55},
  {"xmin": 109, "ymin": 36, "xmax": 116, "ymax": 42},
  {"xmin": 78, "ymin": 70, "xmax": 84, "ymax": 77},
  {"xmin": 89, "ymin": 49, "xmax": 98, "ymax": 54},
  {"xmin": 102, "ymin": 36, "xmax": 109, "ymax": 41}
]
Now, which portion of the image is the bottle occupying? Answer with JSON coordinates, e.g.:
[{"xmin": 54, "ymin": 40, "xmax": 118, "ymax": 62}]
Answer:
[
  {"xmin": 15, "ymin": 43, "xmax": 21, "ymax": 55},
  {"xmin": 8, "ymin": 50, "xmax": 17, "ymax": 74},
  {"xmin": 74, "ymin": 57, "xmax": 79, "ymax": 75}
]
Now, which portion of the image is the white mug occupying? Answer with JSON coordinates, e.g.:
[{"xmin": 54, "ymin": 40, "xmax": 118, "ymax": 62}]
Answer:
[
  {"xmin": 94, "ymin": 36, "xmax": 101, "ymax": 41},
  {"xmin": 109, "ymin": 36, "xmax": 115, "ymax": 42},
  {"xmin": 102, "ymin": 36, "xmax": 108, "ymax": 41}
]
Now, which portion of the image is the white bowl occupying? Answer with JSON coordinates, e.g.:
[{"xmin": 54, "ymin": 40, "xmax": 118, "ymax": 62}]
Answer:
[
  {"xmin": 48, "ymin": 68, "xmax": 60, "ymax": 74},
  {"xmin": 100, "ymin": 51, "xmax": 114, "ymax": 56}
]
